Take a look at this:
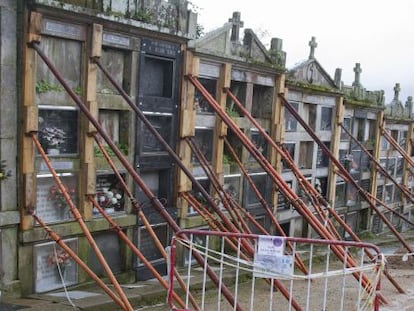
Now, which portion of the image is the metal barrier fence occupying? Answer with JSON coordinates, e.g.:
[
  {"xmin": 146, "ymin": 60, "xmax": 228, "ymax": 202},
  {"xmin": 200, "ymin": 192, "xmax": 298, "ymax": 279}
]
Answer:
[{"xmin": 168, "ymin": 230, "xmax": 384, "ymax": 311}]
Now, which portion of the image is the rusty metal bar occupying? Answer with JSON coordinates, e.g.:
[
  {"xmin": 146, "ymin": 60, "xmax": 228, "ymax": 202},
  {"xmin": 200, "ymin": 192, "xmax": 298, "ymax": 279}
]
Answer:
[
  {"xmin": 184, "ymin": 137, "xmax": 302, "ymax": 309},
  {"xmin": 223, "ymin": 137, "xmax": 309, "ymax": 275},
  {"xmin": 279, "ymin": 93, "xmax": 414, "ymax": 258},
  {"xmin": 93, "ymin": 135, "xmax": 200, "ymax": 310},
  {"xmin": 185, "ymin": 136, "xmax": 253, "ymax": 237},
  {"xmin": 189, "ymin": 75, "xmax": 388, "ymax": 304},
  {"xmin": 381, "ymin": 127, "xmax": 414, "ymax": 169},
  {"xmin": 31, "ymin": 134, "xmax": 133, "ymax": 311},
  {"xmin": 31, "ymin": 213, "xmax": 127, "ymax": 309},
  {"xmin": 341, "ymin": 124, "xmax": 414, "ymax": 203},
  {"xmin": 88, "ymin": 197, "xmax": 188, "ymax": 309},
  {"xmin": 29, "ymin": 42, "xmax": 242, "ymax": 311}
]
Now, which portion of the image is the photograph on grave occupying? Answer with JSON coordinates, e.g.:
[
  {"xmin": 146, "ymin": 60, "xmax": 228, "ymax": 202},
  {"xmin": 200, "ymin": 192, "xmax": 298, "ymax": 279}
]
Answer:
[
  {"xmin": 33, "ymin": 238, "xmax": 78, "ymax": 293},
  {"xmin": 36, "ymin": 174, "xmax": 77, "ymax": 223},
  {"xmin": 93, "ymin": 174, "xmax": 125, "ymax": 216},
  {"xmin": 38, "ymin": 107, "xmax": 78, "ymax": 155}
]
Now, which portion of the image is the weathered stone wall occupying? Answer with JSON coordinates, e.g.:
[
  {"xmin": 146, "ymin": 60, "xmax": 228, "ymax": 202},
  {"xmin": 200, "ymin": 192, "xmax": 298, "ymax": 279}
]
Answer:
[
  {"xmin": 0, "ymin": 0, "xmax": 19, "ymax": 297},
  {"xmin": 31, "ymin": 0, "xmax": 197, "ymax": 38}
]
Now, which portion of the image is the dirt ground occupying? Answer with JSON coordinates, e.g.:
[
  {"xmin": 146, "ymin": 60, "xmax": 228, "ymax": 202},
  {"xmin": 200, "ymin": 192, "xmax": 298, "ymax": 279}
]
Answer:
[{"xmin": 138, "ymin": 244, "xmax": 414, "ymax": 311}]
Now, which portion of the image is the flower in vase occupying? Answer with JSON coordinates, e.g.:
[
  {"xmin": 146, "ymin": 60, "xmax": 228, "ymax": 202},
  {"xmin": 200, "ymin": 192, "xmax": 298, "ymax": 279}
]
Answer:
[
  {"xmin": 97, "ymin": 189, "xmax": 123, "ymax": 210},
  {"xmin": 39, "ymin": 127, "xmax": 66, "ymax": 150},
  {"xmin": 48, "ymin": 185, "xmax": 76, "ymax": 209}
]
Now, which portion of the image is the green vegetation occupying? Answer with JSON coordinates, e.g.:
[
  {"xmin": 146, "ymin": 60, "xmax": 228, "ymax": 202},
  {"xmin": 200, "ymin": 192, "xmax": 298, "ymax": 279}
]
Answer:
[{"xmin": 35, "ymin": 80, "xmax": 63, "ymax": 94}]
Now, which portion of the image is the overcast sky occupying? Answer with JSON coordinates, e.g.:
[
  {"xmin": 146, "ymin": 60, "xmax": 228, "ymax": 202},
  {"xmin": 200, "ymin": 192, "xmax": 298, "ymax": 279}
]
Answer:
[{"xmin": 191, "ymin": 0, "xmax": 414, "ymax": 105}]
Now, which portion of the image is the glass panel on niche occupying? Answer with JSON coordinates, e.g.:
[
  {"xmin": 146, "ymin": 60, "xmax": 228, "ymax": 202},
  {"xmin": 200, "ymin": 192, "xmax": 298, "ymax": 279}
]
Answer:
[
  {"xmin": 376, "ymin": 185, "xmax": 383, "ymax": 200},
  {"xmin": 277, "ymin": 181, "xmax": 292, "ymax": 210},
  {"xmin": 141, "ymin": 115, "xmax": 171, "ymax": 154},
  {"xmin": 38, "ymin": 108, "xmax": 78, "ymax": 155},
  {"xmin": 341, "ymin": 117, "xmax": 351, "ymax": 140},
  {"xmin": 320, "ymin": 107, "xmax": 332, "ymax": 130},
  {"xmin": 246, "ymin": 173, "xmax": 268, "ymax": 206},
  {"xmin": 141, "ymin": 56, "xmax": 173, "ymax": 98},
  {"xmin": 282, "ymin": 143, "xmax": 295, "ymax": 171},
  {"xmin": 195, "ymin": 78, "xmax": 216, "ymax": 114},
  {"xmin": 138, "ymin": 170, "xmax": 171, "ymax": 208},
  {"xmin": 36, "ymin": 174, "xmax": 77, "ymax": 223},
  {"xmin": 346, "ymin": 183, "xmax": 358, "ymax": 207},
  {"xmin": 189, "ymin": 178, "xmax": 210, "ymax": 215},
  {"xmin": 298, "ymin": 141, "xmax": 313, "ymax": 169},
  {"xmin": 192, "ymin": 128, "xmax": 214, "ymax": 164},
  {"xmin": 384, "ymin": 184, "xmax": 393, "ymax": 203},
  {"xmin": 93, "ymin": 174, "xmax": 125, "ymax": 216},
  {"xmin": 36, "ymin": 37, "xmax": 81, "ymax": 96},
  {"xmin": 316, "ymin": 142, "xmax": 330, "ymax": 168},
  {"xmin": 285, "ymin": 102, "xmax": 298, "ymax": 132},
  {"xmin": 223, "ymin": 175, "xmax": 240, "ymax": 202},
  {"xmin": 252, "ymin": 85, "xmax": 273, "ymax": 119},
  {"xmin": 396, "ymin": 157, "xmax": 404, "ymax": 177},
  {"xmin": 249, "ymin": 130, "xmax": 267, "ymax": 161},
  {"xmin": 137, "ymin": 224, "xmax": 170, "ymax": 264},
  {"xmin": 33, "ymin": 238, "xmax": 78, "ymax": 293},
  {"xmin": 97, "ymin": 48, "xmax": 125, "ymax": 94},
  {"xmin": 387, "ymin": 158, "xmax": 396, "ymax": 176},
  {"xmin": 227, "ymin": 81, "xmax": 246, "ymax": 117},
  {"xmin": 307, "ymin": 103, "xmax": 317, "ymax": 131},
  {"xmin": 99, "ymin": 110, "xmax": 120, "ymax": 144},
  {"xmin": 335, "ymin": 181, "xmax": 346, "ymax": 207}
]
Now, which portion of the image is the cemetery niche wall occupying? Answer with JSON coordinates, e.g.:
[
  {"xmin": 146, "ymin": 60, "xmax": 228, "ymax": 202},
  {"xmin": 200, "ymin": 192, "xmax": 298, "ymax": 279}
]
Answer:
[{"xmin": 16, "ymin": 0, "xmax": 195, "ymax": 296}]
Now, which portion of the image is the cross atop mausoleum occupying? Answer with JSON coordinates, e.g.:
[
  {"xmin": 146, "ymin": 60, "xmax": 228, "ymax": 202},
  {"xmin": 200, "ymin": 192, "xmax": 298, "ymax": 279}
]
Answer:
[
  {"xmin": 393, "ymin": 83, "xmax": 401, "ymax": 101},
  {"xmin": 352, "ymin": 63, "xmax": 362, "ymax": 87},
  {"xmin": 308, "ymin": 36, "xmax": 317, "ymax": 59},
  {"xmin": 229, "ymin": 11, "xmax": 244, "ymax": 42}
]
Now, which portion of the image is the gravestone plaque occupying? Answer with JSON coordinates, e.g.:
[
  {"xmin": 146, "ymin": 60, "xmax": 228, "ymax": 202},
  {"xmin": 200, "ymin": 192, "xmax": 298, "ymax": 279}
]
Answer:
[
  {"xmin": 42, "ymin": 19, "xmax": 85, "ymax": 40},
  {"xmin": 33, "ymin": 238, "xmax": 78, "ymax": 293},
  {"xmin": 36, "ymin": 175, "xmax": 77, "ymax": 223},
  {"xmin": 141, "ymin": 38, "xmax": 180, "ymax": 58},
  {"xmin": 89, "ymin": 232, "xmax": 122, "ymax": 276},
  {"xmin": 39, "ymin": 160, "xmax": 74, "ymax": 172},
  {"xmin": 103, "ymin": 32, "xmax": 131, "ymax": 48}
]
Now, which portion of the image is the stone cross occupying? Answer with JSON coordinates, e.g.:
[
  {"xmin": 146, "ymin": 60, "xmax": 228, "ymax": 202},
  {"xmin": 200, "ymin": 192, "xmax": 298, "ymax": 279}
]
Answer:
[
  {"xmin": 393, "ymin": 83, "xmax": 401, "ymax": 100},
  {"xmin": 352, "ymin": 63, "xmax": 362, "ymax": 87},
  {"xmin": 308, "ymin": 36, "xmax": 317, "ymax": 59},
  {"xmin": 229, "ymin": 11, "xmax": 244, "ymax": 42}
]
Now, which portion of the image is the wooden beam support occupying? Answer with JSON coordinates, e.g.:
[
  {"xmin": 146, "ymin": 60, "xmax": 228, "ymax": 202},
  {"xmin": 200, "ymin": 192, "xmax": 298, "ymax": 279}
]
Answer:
[
  {"xmin": 177, "ymin": 50, "xmax": 198, "ymax": 220},
  {"xmin": 271, "ymin": 74, "xmax": 286, "ymax": 214},
  {"xmin": 328, "ymin": 96, "xmax": 344, "ymax": 206},
  {"xmin": 20, "ymin": 11, "xmax": 42, "ymax": 230},
  {"xmin": 81, "ymin": 23, "xmax": 102, "ymax": 220}
]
